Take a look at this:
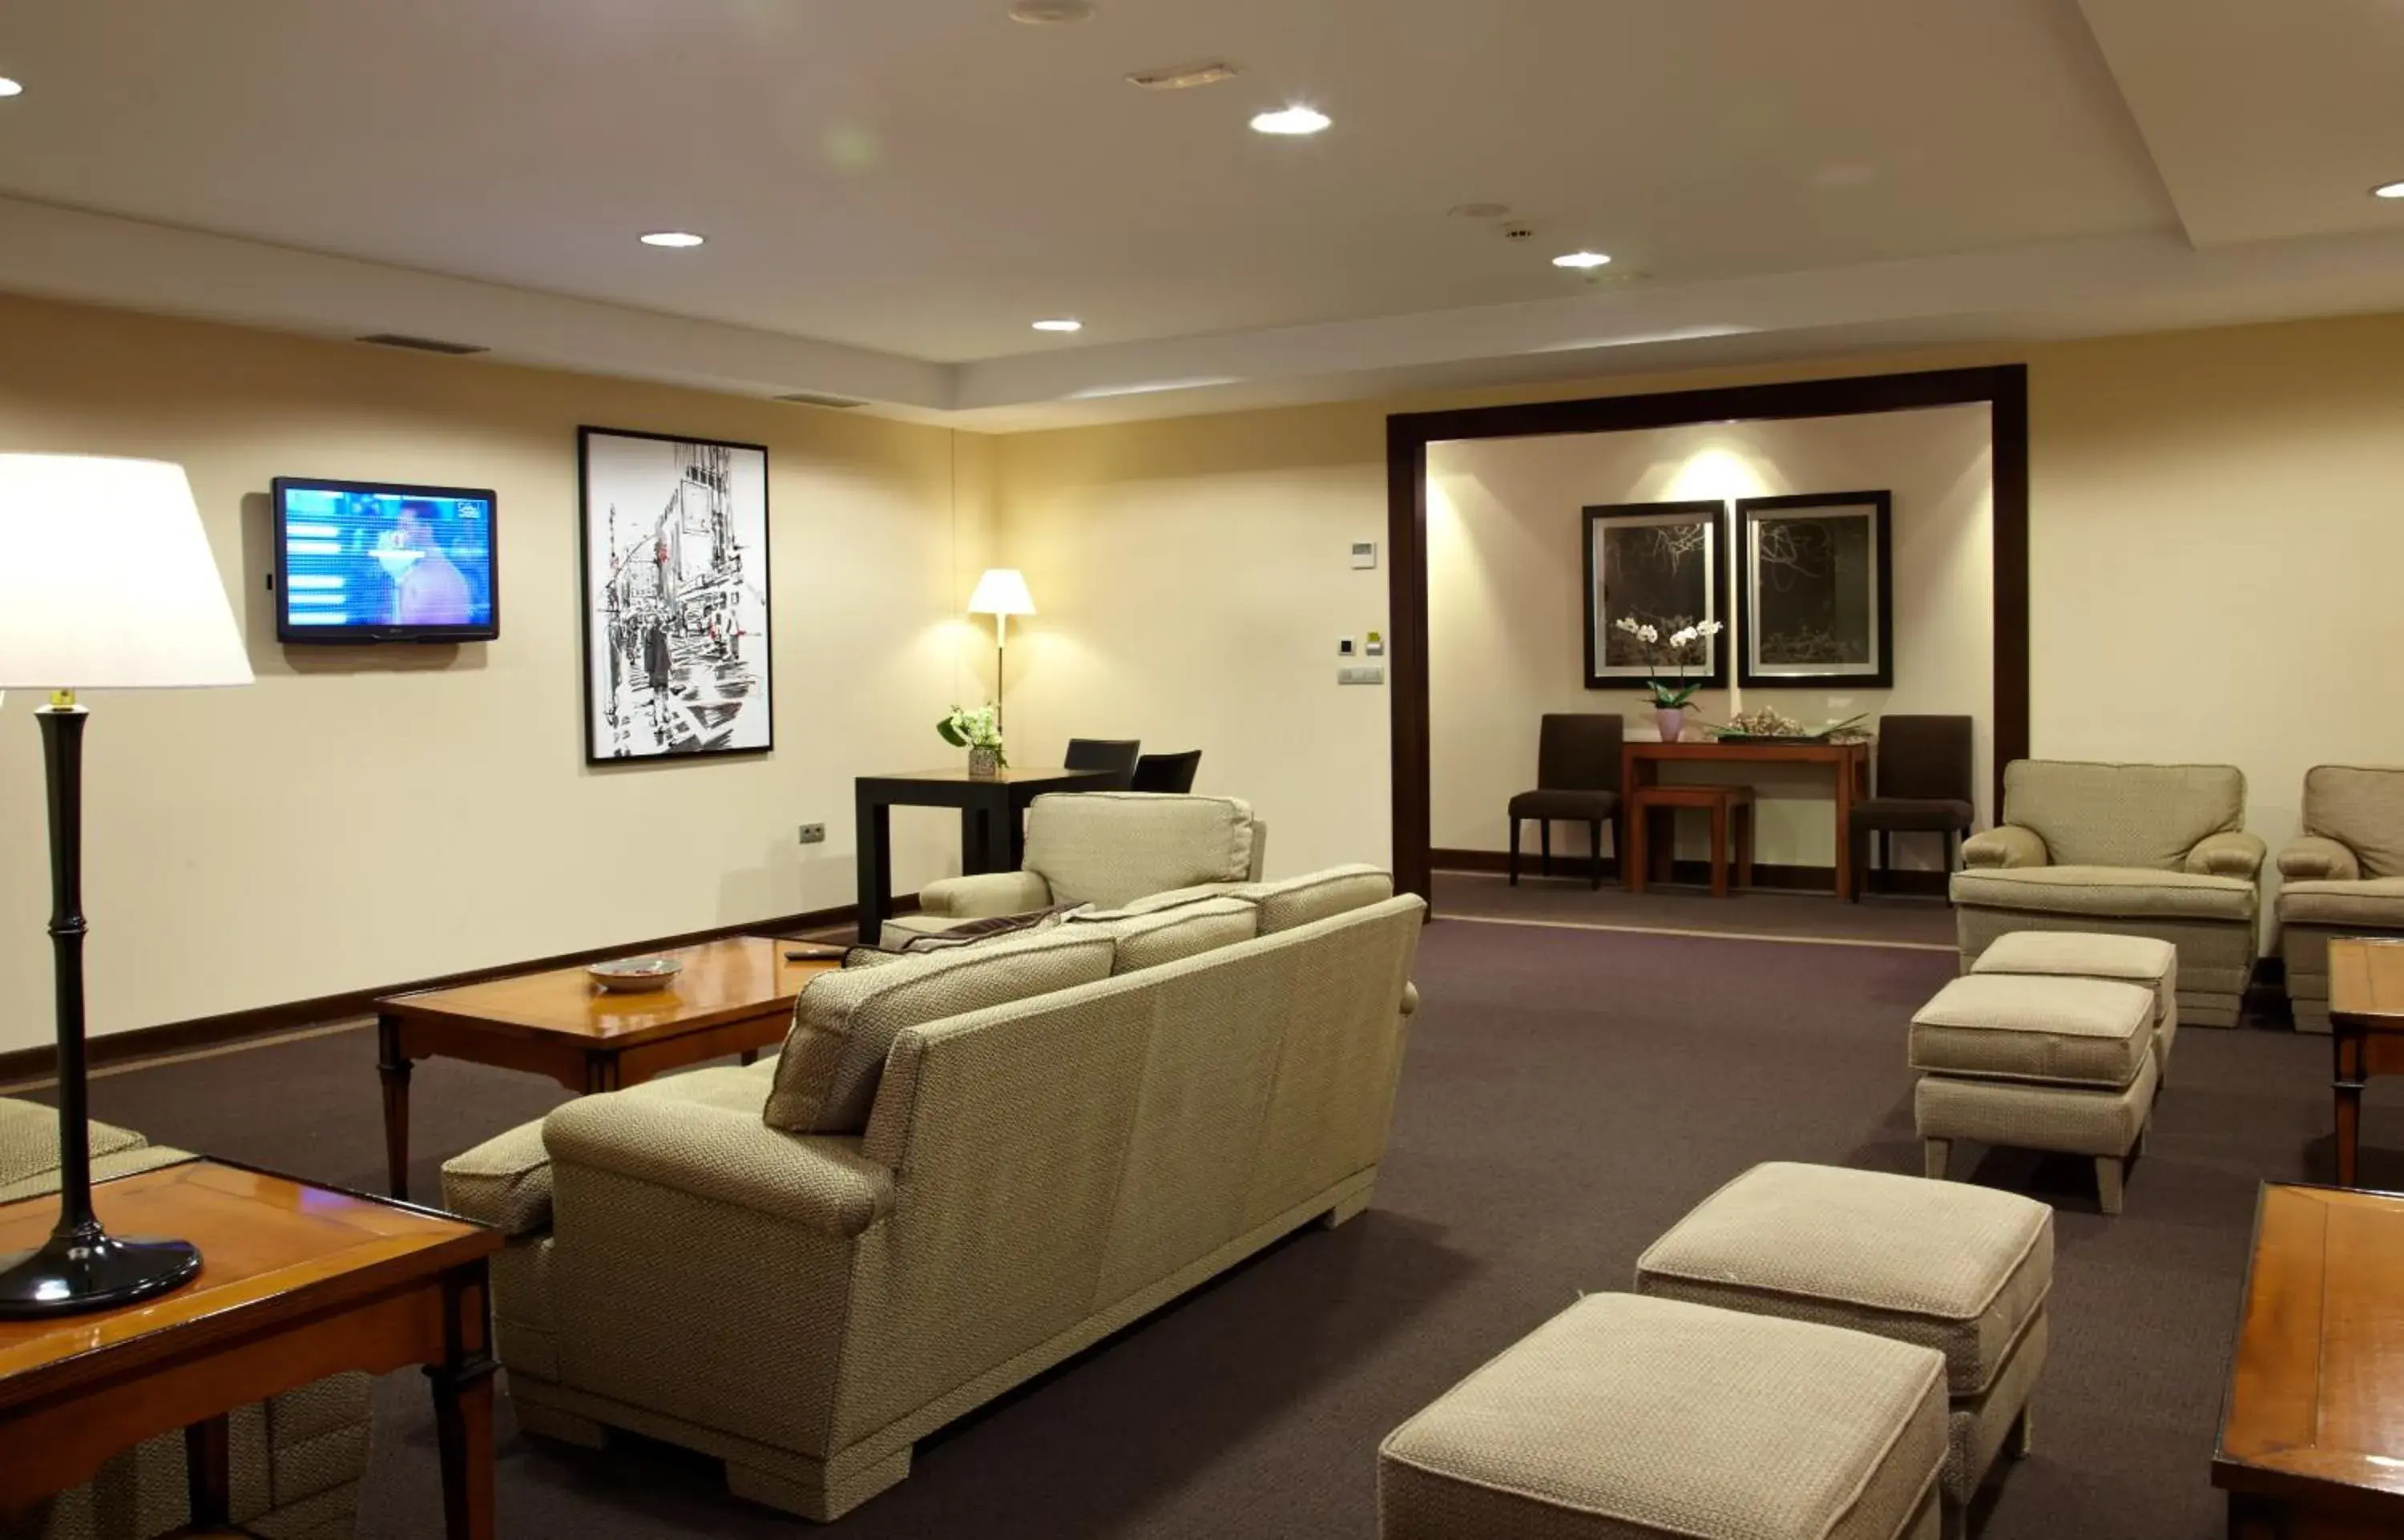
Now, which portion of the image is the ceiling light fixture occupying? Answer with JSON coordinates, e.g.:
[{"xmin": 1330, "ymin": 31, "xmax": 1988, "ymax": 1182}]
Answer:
[
  {"xmin": 1551, "ymin": 250, "xmax": 1612, "ymax": 269},
  {"xmin": 2375, "ymin": 181, "xmax": 2404, "ymax": 200},
  {"xmin": 0, "ymin": 77, "xmax": 22, "ymax": 98},
  {"xmin": 1127, "ymin": 61, "xmax": 1239, "ymax": 91},
  {"xmin": 1250, "ymin": 106, "xmax": 1330, "ymax": 136},
  {"xmin": 1031, "ymin": 318, "xmax": 1083, "ymax": 333},
  {"xmin": 639, "ymin": 231, "xmax": 706, "ymax": 248},
  {"xmin": 1009, "ymin": 0, "xmax": 1093, "ymax": 22}
]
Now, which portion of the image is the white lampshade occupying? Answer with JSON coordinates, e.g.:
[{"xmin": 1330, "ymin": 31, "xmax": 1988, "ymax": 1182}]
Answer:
[
  {"xmin": 0, "ymin": 454, "xmax": 252, "ymax": 691},
  {"xmin": 967, "ymin": 567, "xmax": 1036, "ymax": 618}
]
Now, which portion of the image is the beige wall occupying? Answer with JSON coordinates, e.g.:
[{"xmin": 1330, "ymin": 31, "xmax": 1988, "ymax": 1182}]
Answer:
[
  {"xmin": 0, "ymin": 294, "xmax": 993, "ymax": 1051},
  {"xmin": 1428, "ymin": 407, "xmax": 1993, "ymax": 866}
]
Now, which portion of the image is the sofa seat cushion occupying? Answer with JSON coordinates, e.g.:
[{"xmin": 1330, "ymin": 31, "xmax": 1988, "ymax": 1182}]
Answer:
[
  {"xmin": 1027, "ymin": 792, "xmax": 1257, "ymax": 909},
  {"xmin": 1507, "ymin": 788, "xmax": 1619, "ymax": 822},
  {"xmin": 1950, "ymin": 865, "xmax": 2257, "ymax": 922},
  {"xmin": 1236, "ymin": 865, "xmax": 1396, "ymax": 933},
  {"xmin": 1970, "ymin": 932, "xmax": 2176, "ymax": 1026},
  {"xmin": 1067, "ymin": 895, "xmax": 1259, "ymax": 974},
  {"xmin": 1910, "ymin": 975, "xmax": 2152, "ymax": 1089},
  {"xmin": 1634, "ymin": 1163, "xmax": 2052, "ymax": 1397},
  {"xmin": 2276, "ymin": 877, "xmax": 2404, "ymax": 929},
  {"xmin": 764, "ymin": 926, "xmax": 1115, "ymax": 1133},
  {"xmin": 1377, "ymin": 1292, "xmax": 1946, "ymax": 1540}
]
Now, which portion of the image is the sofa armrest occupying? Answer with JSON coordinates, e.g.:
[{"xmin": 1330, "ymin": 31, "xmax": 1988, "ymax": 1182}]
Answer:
[
  {"xmin": 543, "ymin": 1096, "xmax": 894, "ymax": 1237},
  {"xmin": 915, "ymin": 869, "xmax": 1054, "ymax": 921},
  {"xmin": 1962, "ymin": 825, "xmax": 2048, "ymax": 869},
  {"xmin": 2186, "ymin": 830, "xmax": 2267, "ymax": 880},
  {"xmin": 442, "ymin": 1119, "xmax": 555, "ymax": 1237},
  {"xmin": 2278, "ymin": 834, "xmax": 2362, "ymax": 882}
]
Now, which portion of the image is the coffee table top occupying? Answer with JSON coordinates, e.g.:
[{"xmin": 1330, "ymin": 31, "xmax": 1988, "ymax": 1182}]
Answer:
[
  {"xmin": 2329, "ymin": 937, "xmax": 2404, "ymax": 1031},
  {"xmin": 2213, "ymin": 1182, "xmax": 2404, "ymax": 1507},
  {"xmin": 0, "ymin": 1160, "xmax": 494, "ymax": 1406},
  {"xmin": 378, "ymin": 935, "xmax": 837, "ymax": 1045}
]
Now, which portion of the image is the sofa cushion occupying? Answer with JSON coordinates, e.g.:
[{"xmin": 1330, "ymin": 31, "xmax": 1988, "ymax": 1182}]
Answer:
[
  {"xmin": 2302, "ymin": 765, "xmax": 2404, "ymax": 879},
  {"xmin": 1970, "ymin": 931, "xmax": 2176, "ymax": 1026},
  {"xmin": 1237, "ymin": 865, "xmax": 1396, "ymax": 933},
  {"xmin": 764, "ymin": 927, "xmax": 1115, "ymax": 1133},
  {"xmin": 1025, "ymin": 792, "xmax": 1257, "ymax": 910},
  {"xmin": 2000, "ymin": 760, "xmax": 2244, "ymax": 871},
  {"xmin": 1950, "ymin": 865, "xmax": 2257, "ymax": 922},
  {"xmin": 1377, "ymin": 1292, "xmax": 1946, "ymax": 1540},
  {"xmin": 1068, "ymin": 896, "xmax": 1260, "ymax": 974},
  {"xmin": 1634, "ymin": 1162, "xmax": 2052, "ymax": 1397},
  {"xmin": 2277, "ymin": 877, "xmax": 2404, "ymax": 929},
  {"xmin": 1910, "ymin": 975, "xmax": 2152, "ymax": 1089}
]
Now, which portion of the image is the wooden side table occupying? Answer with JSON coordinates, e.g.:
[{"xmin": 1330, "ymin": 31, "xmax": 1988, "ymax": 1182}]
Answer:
[
  {"xmin": 2326, "ymin": 937, "xmax": 2404, "ymax": 1188},
  {"xmin": 1621, "ymin": 740, "xmax": 1868, "ymax": 899},
  {"xmin": 853, "ymin": 766, "xmax": 1119, "ymax": 942},
  {"xmin": 0, "ymin": 1160, "xmax": 501, "ymax": 1537},
  {"xmin": 1626, "ymin": 784, "xmax": 1756, "ymax": 898}
]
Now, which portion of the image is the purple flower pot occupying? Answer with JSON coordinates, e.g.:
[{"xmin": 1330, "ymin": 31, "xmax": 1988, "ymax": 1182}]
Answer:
[{"xmin": 1656, "ymin": 708, "xmax": 1686, "ymax": 744}]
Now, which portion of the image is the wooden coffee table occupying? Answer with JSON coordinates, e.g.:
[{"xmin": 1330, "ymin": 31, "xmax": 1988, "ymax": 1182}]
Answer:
[
  {"xmin": 2326, "ymin": 937, "xmax": 2404, "ymax": 1188},
  {"xmin": 376, "ymin": 935, "xmax": 838, "ymax": 1198},
  {"xmin": 0, "ymin": 1159, "xmax": 500, "ymax": 1536},
  {"xmin": 2214, "ymin": 1182, "xmax": 2404, "ymax": 1537}
]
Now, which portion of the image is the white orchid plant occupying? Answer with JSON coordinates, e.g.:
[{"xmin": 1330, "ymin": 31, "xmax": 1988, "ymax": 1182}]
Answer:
[
  {"xmin": 1612, "ymin": 615, "xmax": 1724, "ymax": 709},
  {"xmin": 935, "ymin": 703, "xmax": 1006, "ymax": 764}
]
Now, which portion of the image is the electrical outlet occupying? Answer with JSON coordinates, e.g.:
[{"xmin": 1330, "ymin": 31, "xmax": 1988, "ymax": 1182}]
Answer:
[{"xmin": 797, "ymin": 823, "xmax": 826, "ymax": 845}]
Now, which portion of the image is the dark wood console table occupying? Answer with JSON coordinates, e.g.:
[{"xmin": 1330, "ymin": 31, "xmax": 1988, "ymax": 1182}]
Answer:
[
  {"xmin": 2326, "ymin": 937, "xmax": 2404, "ymax": 1188},
  {"xmin": 853, "ymin": 766, "xmax": 1118, "ymax": 943},
  {"xmin": 1620, "ymin": 740, "xmax": 1869, "ymax": 898}
]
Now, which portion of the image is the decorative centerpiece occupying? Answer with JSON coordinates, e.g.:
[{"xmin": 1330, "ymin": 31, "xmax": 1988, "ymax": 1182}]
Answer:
[
  {"xmin": 937, "ymin": 703, "xmax": 1006, "ymax": 779},
  {"xmin": 1710, "ymin": 706, "xmax": 1872, "ymax": 744},
  {"xmin": 1611, "ymin": 616, "xmax": 1723, "ymax": 743}
]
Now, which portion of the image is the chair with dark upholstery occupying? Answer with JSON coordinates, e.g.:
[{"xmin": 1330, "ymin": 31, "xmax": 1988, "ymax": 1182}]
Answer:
[
  {"xmin": 1507, "ymin": 715, "xmax": 1624, "ymax": 889},
  {"xmin": 1131, "ymin": 750, "xmax": 1202, "ymax": 794},
  {"xmin": 1064, "ymin": 737, "xmax": 1142, "ymax": 790},
  {"xmin": 1850, "ymin": 715, "xmax": 1975, "ymax": 901}
]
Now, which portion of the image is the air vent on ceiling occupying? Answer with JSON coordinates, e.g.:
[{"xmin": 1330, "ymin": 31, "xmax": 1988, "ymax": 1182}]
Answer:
[
  {"xmin": 774, "ymin": 390, "xmax": 868, "ymax": 409},
  {"xmin": 355, "ymin": 333, "xmax": 490, "ymax": 356},
  {"xmin": 1127, "ymin": 60, "xmax": 1239, "ymax": 90}
]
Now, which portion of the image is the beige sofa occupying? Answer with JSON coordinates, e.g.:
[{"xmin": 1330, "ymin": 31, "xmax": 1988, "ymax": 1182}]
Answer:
[
  {"xmin": 2277, "ymin": 765, "xmax": 2404, "ymax": 1033},
  {"xmin": 881, "ymin": 792, "xmax": 1266, "ymax": 948},
  {"xmin": 444, "ymin": 865, "xmax": 1419, "ymax": 1522},
  {"xmin": 1950, "ymin": 760, "xmax": 2265, "ymax": 1026},
  {"xmin": 0, "ymin": 1100, "xmax": 369, "ymax": 1540}
]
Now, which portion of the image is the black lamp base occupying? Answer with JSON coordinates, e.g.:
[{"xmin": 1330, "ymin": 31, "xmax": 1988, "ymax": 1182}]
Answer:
[{"xmin": 0, "ymin": 1224, "xmax": 202, "ymax": 1320}]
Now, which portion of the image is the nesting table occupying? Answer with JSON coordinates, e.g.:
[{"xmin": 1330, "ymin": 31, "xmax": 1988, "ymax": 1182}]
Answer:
[{"xmin": 1620, "ymin": 739, "xmax": 1868, "ymax": 897}]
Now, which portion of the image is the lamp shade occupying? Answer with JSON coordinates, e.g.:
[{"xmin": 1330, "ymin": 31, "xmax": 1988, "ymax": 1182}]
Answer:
[
  {"xmin": 966, "ymin": 567, "xmax": 1036, "ymax": 618},
  {"xmin": 0, "ymin": 455, "xmax": 252, "ymax": 691}
]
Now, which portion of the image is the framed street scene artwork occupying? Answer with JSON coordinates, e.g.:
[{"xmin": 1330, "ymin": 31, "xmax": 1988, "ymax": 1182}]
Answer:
[
  {"xmin": 1733, "ymin": 490, "xmax": 1894, "ymax": 687},
  {"xmin": 1581, "ymin": 500, "xmax": 1728, "ymax": 690}
]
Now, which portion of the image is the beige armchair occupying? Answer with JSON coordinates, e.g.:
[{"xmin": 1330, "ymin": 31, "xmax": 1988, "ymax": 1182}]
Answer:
[
  {"xmin": 881, "ymin": 792, "xmax": 1265, "ymax": 948},
  {"xmin": 2277, "ymin": 765, "xmax": 2404, "ymax": 1032},
  {"xmin": 1950, "ymin": 760, "xmax": 2265, "ymax": 1026}
]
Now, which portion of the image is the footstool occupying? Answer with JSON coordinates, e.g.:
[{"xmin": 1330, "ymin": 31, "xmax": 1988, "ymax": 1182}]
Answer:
[
  {"xmin": 1377, "ymin": 1292, "xmax": 1946, "ymax": 1540},
  {"xmin": 1911, "ymin": 974, "xmax": 2159, "ymax": 1214},
  {"xmin": 1636, "ymin": 1163, "xmax": 2050, "ymax": 1533},
  {"xmin": 1970, "ymin": 931, "xmax": 2179, "ymax": 1075}
]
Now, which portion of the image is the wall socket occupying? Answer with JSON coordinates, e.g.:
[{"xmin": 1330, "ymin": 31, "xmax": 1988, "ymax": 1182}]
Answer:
[{"xmin": 797, "ymin": 823, "xmax": 827, "ymax": 845}]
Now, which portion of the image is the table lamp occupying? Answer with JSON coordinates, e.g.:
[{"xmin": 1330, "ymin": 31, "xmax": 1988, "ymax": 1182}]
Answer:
[
  {"xmin": 0, "ymin": 454, "xmax": 252, "ymax": 1318},
  {"xmin": 966, "ymin": 567, "xmax": 1035, "ymax": 731}
]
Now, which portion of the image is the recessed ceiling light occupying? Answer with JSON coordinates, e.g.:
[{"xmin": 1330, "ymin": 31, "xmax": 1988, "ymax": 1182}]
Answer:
[
  {"xmin": 2375, "ymin": 181, "xmax": 2404, "ymax": 200},
  {"xmin": 639, "ymin": 231, "xmax": 705, "ymax": 248},
  {"xmin": 1552, "ymin": 250, "xmax": 1612, "ymax": 269},
  {"xmin": 1250, "ymin": 106, "xmax": 1330, "ymax": 136},
  {"xmin": 0, "ymin": 77, "xmax": 22, "ymax": 99},
  {"xmin": 1031, "ymin": 318, "xmax": 1083, "ymax": 333},
  {"xmin": 1009, "ymin": 0, "xmax": 1093, "ymax": 22}
]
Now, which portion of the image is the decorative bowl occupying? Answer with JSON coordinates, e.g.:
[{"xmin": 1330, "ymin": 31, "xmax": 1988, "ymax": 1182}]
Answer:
[{"xmin": 587, "ymin": 956, "xmax": 683, "ymax": 994}]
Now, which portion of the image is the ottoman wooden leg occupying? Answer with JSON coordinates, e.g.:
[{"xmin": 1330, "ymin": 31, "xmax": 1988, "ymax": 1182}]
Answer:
[
  {"xmin": 2095, "ymin": 1155, "xmax": 2126, "ymax": 1215},
  {"xmin": 1922, "ymin": 1138, "xmax": 1951, "ymax": 1180}
]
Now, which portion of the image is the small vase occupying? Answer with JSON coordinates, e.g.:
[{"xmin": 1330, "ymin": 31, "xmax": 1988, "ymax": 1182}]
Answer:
[
  {"xmin": 1656, "ymin": 708, "xmax": 1686, "ymax": 744},
  {"xmin": 967, "ymin": 746, "xmax": 1000, "ymax": 780}
]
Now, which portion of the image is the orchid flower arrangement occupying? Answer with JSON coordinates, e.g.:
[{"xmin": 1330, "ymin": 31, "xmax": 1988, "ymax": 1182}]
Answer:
[
  {"xmin": 1612, "ymin": 615, "xmax": 1724, "ymax": 709},
  {"xmin": 935, "ymin": 703, "xmax": 1006, "ymax": 764}
]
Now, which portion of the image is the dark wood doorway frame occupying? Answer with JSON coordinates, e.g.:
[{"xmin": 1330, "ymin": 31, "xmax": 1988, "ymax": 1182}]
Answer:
[{"xmin": 1385, "ymin": 364, "xmax": 2028, "ymax": 902}]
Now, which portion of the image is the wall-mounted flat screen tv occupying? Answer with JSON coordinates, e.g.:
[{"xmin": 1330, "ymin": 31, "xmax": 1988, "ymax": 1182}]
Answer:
[{"xmin": 272, "ymin": 477, "xmax": 498, "ymax": 643}]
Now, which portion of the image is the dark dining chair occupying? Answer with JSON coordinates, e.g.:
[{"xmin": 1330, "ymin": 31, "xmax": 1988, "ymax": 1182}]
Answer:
[
  {"xmin": 1507, "ymin": 715, "xmax": 1624, "ymax": 889},
  {"xmin": 1131, "ymin": 750, "xmax": 1202, "ymax": 794},
  {"xmin": 1849, "ymin": 715, "xmax": 1975, "ymax": 901},
  {"xmin": 1064, "ymin": 737, "xmax": 1143, "ymax": 791}
]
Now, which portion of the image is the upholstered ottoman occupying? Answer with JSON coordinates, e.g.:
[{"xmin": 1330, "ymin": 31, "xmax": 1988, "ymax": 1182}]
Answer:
[
  {"xmin": 1377, "ymin": 1292, "xmax": 1946, "ymax": 1540},
  {"xmin": 1970, "ymin": 931, "xmax": 2179, "ymax": 1075},
  {"xmin": 1636, "ymin": 1163, "xmax": 2050, "ymax": 1530},
  {"xmin": 1911, "ymin": 974, "xmax": 2158, "ymax": 1214}
]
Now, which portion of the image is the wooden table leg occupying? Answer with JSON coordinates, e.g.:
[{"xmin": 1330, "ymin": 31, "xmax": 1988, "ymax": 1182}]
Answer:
[
  {"xmin": 1736, "ymin": 804, "xmax": 1755, "ymax": 891},
  {"xmin": 377, "ymin": 1015, "xmax": 413, "ymax": 1201},
  {"xmin": 1833, "ymin": 752, "xmax": 1857, "ymax": 903},
  {"xmin": 1708, "ymin": 799, "xmax": 1730, "ymax": 898},
  {"xmin": 430, "ymin": 1266, "xmax": 499, "ymax": 1540},
  {"xmin": 1627, "ymin": 802, "xmax": 1649, "ymax": 894},
  {"xmin": 2335, "ymin": 1028, "xmax": 2364, "ymax": 1188},
  {"xmin": 855, "ymin": 787, "xmax": 892, "ymax": 945},
  {"xmin": 184, "ymin": 1415, "xmax": 232, "ymax": 1528},
  {"xmin": 739, "ymin": 1048, "xmax": 760, "ymax": 1066},
  {"xmin": 982, "ymin": 787, "xmax": 1016, "ymax": 875}
]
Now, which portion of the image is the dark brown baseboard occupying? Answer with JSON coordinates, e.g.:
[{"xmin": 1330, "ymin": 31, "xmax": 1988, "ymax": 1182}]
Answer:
[
  {"xmin": 1428, "ymin": 847, "xmax": 1949, "ymax": 898},
  {"xmin": 0, "ymin": 896, "xmax": 914, "ymax": 1084}
]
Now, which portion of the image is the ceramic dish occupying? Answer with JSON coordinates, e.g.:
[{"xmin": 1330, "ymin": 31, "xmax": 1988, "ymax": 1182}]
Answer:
[{"xmin": 587, "ymin": 956, "xmax": 684, "ymax": 993}]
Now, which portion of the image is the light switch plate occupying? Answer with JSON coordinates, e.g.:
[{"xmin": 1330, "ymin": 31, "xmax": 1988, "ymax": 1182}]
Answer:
[
  {"xmin": 1349, "ymin": 541, "xmax": 1378, "ymax": 570},
  {"xmin": 1338, "ymin": 665, "xmax": 1386, "ymax": 686}
]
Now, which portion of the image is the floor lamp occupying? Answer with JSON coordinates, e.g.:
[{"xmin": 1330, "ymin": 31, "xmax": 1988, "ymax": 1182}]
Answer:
[
  {"xmin": 0, "ymin": 455, "xmax": 253, "ymax": 1319},
  {"xmin": 966, "ymin": 567, "xmax": 1035, "ymax": 732}
]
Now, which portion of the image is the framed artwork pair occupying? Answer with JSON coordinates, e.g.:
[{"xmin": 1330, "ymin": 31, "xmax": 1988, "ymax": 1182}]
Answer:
[{"xmin": 1580, "ymin": 490, "xmax": 1893, "ymax": 691}]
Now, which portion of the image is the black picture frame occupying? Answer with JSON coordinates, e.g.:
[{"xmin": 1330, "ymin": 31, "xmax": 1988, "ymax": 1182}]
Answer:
[
  {"xmin": 578, "ymin": 425, "xmax": 775, "ymax": 764},
  {"xmin": 1732, "ymin": 490, "xmax": 1894, "ymax": 688},
  {"xmin": 1580, "ymin": 499, "xmax": 1729, "ymax": 691}
]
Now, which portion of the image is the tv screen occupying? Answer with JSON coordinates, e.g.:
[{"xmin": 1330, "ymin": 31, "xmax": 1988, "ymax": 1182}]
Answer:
[{"xmin": 272, "ymin": 478, "xmax": 498, "ymax": 643}]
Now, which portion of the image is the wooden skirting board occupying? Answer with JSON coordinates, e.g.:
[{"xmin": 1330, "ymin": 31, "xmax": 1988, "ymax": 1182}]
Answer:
[{"xmin": 1430, "ymin": 847, "xmax": 1950, "ymax": 898}]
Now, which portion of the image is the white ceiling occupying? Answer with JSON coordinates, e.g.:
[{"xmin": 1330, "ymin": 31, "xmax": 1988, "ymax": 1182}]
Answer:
[{"xmin": 0, "ymin": 0, "xmax": 2398, "ymax": 426}]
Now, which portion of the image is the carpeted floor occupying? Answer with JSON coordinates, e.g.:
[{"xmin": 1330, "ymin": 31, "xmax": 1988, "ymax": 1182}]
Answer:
[
  {"xmin": 60, "ymin": 917, "xmax": 2404, "ymax": 1538},
  {"xmin": 1433, "ymin": 867, "xmax": 1960, "ymax": 947}
]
